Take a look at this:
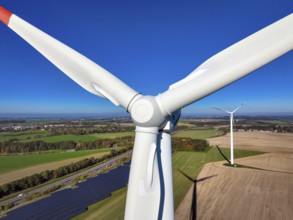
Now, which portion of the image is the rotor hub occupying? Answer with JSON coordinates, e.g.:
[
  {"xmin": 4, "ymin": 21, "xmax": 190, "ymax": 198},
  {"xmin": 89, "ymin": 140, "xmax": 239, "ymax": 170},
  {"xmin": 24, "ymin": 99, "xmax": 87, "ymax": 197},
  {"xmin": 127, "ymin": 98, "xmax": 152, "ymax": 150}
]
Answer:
[{"xmin": 130, "ymin": 96, "xmax": 167, "ymax": 128}]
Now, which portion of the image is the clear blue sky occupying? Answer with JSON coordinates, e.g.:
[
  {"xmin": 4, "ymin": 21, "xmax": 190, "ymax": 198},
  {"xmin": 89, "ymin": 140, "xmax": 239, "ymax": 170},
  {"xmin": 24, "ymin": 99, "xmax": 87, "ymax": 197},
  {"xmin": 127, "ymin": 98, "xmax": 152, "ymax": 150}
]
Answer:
[{"xmin": 0, "ymin": 0, "xmax": 292, "ymax": 117}]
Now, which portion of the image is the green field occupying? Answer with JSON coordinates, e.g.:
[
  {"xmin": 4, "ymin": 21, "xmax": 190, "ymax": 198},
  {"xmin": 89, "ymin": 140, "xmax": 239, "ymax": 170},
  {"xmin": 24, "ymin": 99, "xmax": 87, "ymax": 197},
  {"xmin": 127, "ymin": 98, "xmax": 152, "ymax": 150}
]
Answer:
[
  {"xmin": 0, "ymin": 130, "xmax": 50, "ymax": 142},
  {"xmin": 73, "ymin": 148, "xmax": 263, "ymax": 220},
  {"xmin": 0, "ymin": 149, "xmax": 110, "ymax": 174},
  {"xmin": 0, "ymin": 130, "xmax": 134, "ymax": 143},
  {"xmin": 173, "ymin": 129, "xmax": 224, "ymax": 139},
  {"xmin": 22, "ymin": 132, "xmax": 134, "ymax": 143},
  {"xmin": 0, "ymin": 128, "xmax": 220, "ymax": 144}
]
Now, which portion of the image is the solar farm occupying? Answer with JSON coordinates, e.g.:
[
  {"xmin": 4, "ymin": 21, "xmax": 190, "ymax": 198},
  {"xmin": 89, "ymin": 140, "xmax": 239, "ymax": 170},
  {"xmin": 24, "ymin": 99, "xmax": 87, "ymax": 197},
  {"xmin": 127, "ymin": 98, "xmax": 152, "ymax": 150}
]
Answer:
[{"xmin": 4, "ymin": 162, "xmax": 130, "ymax": 219}]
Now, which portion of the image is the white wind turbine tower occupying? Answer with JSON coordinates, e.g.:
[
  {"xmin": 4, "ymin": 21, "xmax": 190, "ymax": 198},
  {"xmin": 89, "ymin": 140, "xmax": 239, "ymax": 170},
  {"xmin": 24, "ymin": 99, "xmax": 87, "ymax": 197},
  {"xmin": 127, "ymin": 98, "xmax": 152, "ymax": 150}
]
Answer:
[
  {"xmin": 213, "ymin": 105, "xmax": 243, "ymax": 165},
  {"xmin": 1, "ymin": 6, "xmax": 292, "ymax": 220}
]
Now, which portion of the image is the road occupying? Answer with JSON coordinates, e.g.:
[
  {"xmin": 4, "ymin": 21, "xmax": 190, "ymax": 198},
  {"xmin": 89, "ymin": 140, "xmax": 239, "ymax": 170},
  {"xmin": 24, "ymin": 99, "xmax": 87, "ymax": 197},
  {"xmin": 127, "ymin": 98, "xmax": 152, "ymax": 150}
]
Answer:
[{"xmin": 0, "ymin": 151, "xmax": 132, "ymax": 208}]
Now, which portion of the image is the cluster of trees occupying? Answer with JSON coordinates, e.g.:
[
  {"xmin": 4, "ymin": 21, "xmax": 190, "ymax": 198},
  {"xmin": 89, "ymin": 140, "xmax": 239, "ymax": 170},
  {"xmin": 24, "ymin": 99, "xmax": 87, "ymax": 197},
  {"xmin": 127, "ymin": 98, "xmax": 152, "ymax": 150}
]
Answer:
[
  {"xmin": 187, "ymin": 119, "xmax": 293, "ymax": 133},
  {"xmin": 188, "ymin": 120, "xmax": 229, "ymax": 128},
  {"xmin": 173, "ymin": 125, "xmax": 189, "ymax": 131},
  {"xmin": 0, "ymin": 136, "xmax": 134, "ymax": 154},
  {"xmin": 172, "ymin": 137, "xmax": 209, "ymax": 152},
  {"xmin": 49, "ymin": 124, "xmax": 134, "ymax": 136},
  {"xmin": 0, "ymin": 148, "xmax": 130, "ymax": 198},
  {"xmin": 0, "ymin": 140, "xmax": 74, "ymax": 154},
  {"xmin": 75, "ymin": 136, "xmax": 134, "ymax": 151},
  {"xmin": 233, "ymin": 124, "xmax": 293, "ymax": 132},
  {"xmin": 276, "ymin": 125, "xmax": 293, "ymax": 132},
  {"xmin": 0, "ymin": 202, "xmax": 14, "ymax": 212}
]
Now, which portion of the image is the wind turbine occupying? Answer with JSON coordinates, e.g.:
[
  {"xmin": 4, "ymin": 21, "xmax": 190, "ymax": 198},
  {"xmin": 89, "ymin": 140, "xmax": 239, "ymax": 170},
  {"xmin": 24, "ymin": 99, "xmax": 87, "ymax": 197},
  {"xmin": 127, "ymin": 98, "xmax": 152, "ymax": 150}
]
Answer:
[
  {"xmin": 1, "ymin": 6, "xmax": 292, "ymax": 220},
  {"xmin": 213, "ymin": 105, "xmax": 243, "ymax": 165}
]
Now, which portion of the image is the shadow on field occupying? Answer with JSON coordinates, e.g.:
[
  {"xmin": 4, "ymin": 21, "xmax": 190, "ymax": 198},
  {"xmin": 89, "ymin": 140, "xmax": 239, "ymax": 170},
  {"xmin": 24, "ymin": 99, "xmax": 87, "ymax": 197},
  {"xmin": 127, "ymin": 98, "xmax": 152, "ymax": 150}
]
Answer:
[
  {"xmin": 223, "ymin": 162, "xmax": 293, "ymax": 175},
  {"xmin": 216, "ymin": 145, "xmax": 231, "ymax": 164},
  {"xmin": 178, "ymin": 170, "xmax": 217, "ymax": 220},
  {"xmin": 215, "ymin": 144, "xmax": 293, "ymax": 175}
]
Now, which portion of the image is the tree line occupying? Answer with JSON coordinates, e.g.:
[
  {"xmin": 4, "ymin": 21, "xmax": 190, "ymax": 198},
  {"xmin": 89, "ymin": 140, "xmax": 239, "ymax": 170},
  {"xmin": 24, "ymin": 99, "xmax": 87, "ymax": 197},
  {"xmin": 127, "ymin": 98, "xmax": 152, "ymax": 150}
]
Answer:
[
  {"xmin": 233, "ymin": 124, "xmax": 293, "ymax": 132},
  {"xmin": 0, "ymin": 136, "xmax": 134, "ymax": 154},
  {"xmin": 172, "ymin": 137, "xmax": 209, "ymax": 152},
  {"xmin": 49, "ymin": 124, "xmax": 134, "ymax": 136},
  {"xmin": 0, "ymin": 136, "xmax": 209, "ymax": 155}
]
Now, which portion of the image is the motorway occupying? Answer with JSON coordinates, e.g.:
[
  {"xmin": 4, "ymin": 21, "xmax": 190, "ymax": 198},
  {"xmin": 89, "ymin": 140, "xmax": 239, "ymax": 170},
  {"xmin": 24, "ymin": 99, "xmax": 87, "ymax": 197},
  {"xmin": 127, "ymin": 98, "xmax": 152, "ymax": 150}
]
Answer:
[{"xmin": 0, "ymin": 151, "xmax": 132, "ymax": 208}]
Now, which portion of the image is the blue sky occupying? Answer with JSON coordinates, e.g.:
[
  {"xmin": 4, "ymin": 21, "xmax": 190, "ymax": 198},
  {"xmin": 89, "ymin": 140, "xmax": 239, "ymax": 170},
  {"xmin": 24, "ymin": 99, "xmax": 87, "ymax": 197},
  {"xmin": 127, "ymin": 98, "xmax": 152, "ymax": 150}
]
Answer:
[{"xmin": 0, "ymin": 0, "xmax": 292, "ymax": 117}]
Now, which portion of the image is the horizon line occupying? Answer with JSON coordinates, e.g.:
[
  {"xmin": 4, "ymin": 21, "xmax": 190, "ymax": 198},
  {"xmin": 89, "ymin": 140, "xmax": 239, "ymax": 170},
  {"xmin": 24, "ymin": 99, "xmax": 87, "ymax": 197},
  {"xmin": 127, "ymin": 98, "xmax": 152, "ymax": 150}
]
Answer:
[{"xmin": 0, "ymin": 112, "xmax": 293, "ymax": 119}]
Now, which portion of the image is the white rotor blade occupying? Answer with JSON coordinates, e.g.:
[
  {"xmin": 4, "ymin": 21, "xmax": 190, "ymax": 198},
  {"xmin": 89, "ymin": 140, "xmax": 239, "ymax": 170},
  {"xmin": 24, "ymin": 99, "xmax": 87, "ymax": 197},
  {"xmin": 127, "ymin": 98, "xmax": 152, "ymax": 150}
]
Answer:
[
  {"xmin": 231, "ymin": 104, "xmax": 243, "ymax": 114},
  {"xmin": 212, "ymin": 107, "xmax": 231, "ymax": 114},
  {"xmin": 0, "ymin": 7, "xmax": 138, "ymax": 109},
  {"xmin": 158, "ymin": 13, "xmax": 293, "ymax": 115}
]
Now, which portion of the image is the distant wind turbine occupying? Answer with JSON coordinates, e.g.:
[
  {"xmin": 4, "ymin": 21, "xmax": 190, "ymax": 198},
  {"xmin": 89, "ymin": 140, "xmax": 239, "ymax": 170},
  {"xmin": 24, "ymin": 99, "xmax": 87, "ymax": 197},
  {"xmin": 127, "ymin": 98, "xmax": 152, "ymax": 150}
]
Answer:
[{"xmin": 212, "ymin": 104, "xmax": 243, "ymax": 165}]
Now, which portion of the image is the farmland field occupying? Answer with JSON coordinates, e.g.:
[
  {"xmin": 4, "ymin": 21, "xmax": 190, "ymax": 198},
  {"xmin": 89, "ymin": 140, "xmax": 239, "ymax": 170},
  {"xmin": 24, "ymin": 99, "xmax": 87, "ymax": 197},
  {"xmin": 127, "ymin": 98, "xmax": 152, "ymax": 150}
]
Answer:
[
  {"xmin": 0, "ymin": 130, "xmax": 49, "ymax": 142},
  {"xmin": 22, "ymin": 132, "xmax": 134, "ymax": 143},
  {"xmin": 73, "ymin": 148, "xmax": 262, "ymax": 220},
  {"xmin": 173, "ymin": 129, "xmax": 224, "ymax": 139},
  {"xmin": 0, "ymin": 130, "xmax": 134, "ymax": 143},
  {"xmin": 0, "ymin": 149, "xmax": 111, "ymax": 174},
  {"xmin": 176, "ymin": 131, "xmax": 293, "ymax": 220},
  {"xmin": 172, "ymin": 148, "xmax": 262, "ymax": 208},
  {"xmin": 0, "ymin": 150, "xmax": 110, "ymax": 185},
  {"xmin": 3, "ymin": 118, "xmax": 292, "ymax": 219},
  {"xmin": 190, "ymin": 154, "xmax": 293, "ymax": 220},
  {"xmin": 208, "ymin": 131, "xmax": 293, "ymax": 153}
]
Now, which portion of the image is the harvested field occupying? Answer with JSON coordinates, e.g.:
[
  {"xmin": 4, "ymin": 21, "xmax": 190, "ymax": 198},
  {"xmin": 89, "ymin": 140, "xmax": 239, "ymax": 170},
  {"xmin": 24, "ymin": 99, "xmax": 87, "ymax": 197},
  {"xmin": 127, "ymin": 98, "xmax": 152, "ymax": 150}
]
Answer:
[
  {"xmin": 176, "ymin": 131, "xmax": 293, "ymax": 220},
  {"xmin": 207, "ymin": 131, "xmax": 293, "ymax": 153},
  {"xmin": 238, "ymin": 153, "xmax": 293, "ymax": 173},
  {"xmin": 199, "ymin": 156, "xmax": 292, "ymax": 220},
  {"xmin": 176, "ymin": 154, "xmax": 293, "ymax": 220}
]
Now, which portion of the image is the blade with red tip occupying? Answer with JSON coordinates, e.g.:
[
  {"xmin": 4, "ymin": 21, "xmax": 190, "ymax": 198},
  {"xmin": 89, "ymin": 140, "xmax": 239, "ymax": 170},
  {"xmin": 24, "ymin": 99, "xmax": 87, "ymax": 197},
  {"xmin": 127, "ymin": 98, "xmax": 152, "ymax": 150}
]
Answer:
[
  {"xmin": 0, "ymin": 6, "xmax": 12, "ymax": 25},
  {"xmin": 0, "ymin": 6, "xmax": 139, "ymax": 110}
]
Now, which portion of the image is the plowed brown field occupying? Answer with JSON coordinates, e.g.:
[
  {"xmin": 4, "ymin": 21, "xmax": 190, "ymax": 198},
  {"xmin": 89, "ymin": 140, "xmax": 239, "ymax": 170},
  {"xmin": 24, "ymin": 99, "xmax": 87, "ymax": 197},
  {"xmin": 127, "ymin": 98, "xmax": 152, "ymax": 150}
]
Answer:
[
  {"xmin": 207, "ymin": 131, "xmax": 293, "ymax": 153},
  {"xmin": 176, "ymin": 132, "xmax": 293, "ymax": 220}
]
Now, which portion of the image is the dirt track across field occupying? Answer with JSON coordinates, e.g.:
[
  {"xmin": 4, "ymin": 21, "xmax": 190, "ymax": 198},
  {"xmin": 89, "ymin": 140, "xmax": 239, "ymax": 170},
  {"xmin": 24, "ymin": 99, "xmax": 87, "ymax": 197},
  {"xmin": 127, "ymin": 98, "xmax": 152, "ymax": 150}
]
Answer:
[{"xmin": 176, "ymin": 132, "xmax": 293, "ymax": 220}]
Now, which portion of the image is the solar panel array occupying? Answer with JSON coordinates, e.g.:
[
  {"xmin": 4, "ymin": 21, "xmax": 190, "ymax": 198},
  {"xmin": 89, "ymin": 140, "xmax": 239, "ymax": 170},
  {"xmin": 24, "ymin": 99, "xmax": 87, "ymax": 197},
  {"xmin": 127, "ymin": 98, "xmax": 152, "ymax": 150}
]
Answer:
[{"xmin": 4, "ymin": 161, "xmax": 131, "ymax": 220}]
